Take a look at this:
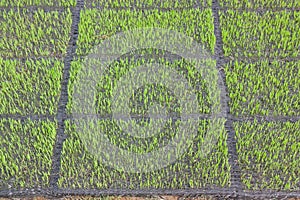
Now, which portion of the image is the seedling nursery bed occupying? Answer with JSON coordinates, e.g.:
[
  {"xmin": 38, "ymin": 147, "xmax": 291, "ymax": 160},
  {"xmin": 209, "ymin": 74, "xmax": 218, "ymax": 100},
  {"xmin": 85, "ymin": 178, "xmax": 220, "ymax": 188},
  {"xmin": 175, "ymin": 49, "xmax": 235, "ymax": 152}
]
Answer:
[{"xmin": 0, "ymin": 0, "xmax": 299, "ymax": 199}]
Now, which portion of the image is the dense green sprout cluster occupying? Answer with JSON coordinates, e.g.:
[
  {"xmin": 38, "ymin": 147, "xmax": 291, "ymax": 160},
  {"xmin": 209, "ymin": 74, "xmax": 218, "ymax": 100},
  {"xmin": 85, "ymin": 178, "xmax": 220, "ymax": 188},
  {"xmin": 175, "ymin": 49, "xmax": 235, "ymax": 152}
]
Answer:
[
  {"xmin": 219, "ymin": 0, "xmax": 300, "ymax": 9},
  {"xmin": 67, "ymin": 57, "xmax": 219, "ymax": 115},
  {"xmin": 84, "ymin": 0, "xmax": 211, "ymax": 8},
  {"xmin": 0, "ymin": 119, "xmax": 57, "ymax": 189},
  {"xmin": 76, "ymin": 9, "xmax": 215, "ymax": 55},
  {"xmin": 0, "ymin": 0, "xmax": 299, "ymax": 194},
  {"xmin": 0, "ymin": 0, "xmax": 76, "ymax": 6},
  {"xmin": 225, "ymin": 60, "xmax": 300, "ymax": 117},
  {"xmin": 219, "ymin": 11, "xmax": 300, "ymax": 59},
  {"xmin": 0, "ymin": 0, "xmax": 73, "ymax": 191},
  {"xmin": 0, "ymin": 58, "xmax": 64, "ymax": 115},
  {"xmin": 0, "ymin": 8, "xmax": 72, "ymax": 58},
  {"xmin": 234, "ymin": 120, "xmax": 300, "ymax": 190},
  {"xmin": 63, "ymin": 48, "xmax": 229, "ymax": 188},
  {"xmin": 59, "ymin": 4, "xmax": 232, "ymax": 187},
  {"xmin": 58, "ymin": 119, "xmax": 230, "ymax": 189},
  {"xmin": 219, "ymin": 6, "xmax": 300, "ymax": 192}
]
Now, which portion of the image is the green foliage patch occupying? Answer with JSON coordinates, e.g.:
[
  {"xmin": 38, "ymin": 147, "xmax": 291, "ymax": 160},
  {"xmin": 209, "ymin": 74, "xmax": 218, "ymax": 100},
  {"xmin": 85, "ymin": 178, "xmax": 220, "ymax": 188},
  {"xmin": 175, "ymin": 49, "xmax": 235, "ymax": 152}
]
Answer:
[
  {"xmin": 0, "ymin": 0, "xmax": 76, "ymax": 6},
  {"xmin": 84, "ymin": 0, "xmax": 211, "ymax": 8},
  {"xmin": 0, "ymin": 58, "xmax": 64, "ymax": 115},
  {"xmin": 76, "ymin": 8, "xmax": 215, "ymax": 56},
  {"xmin": 0, "ymin": 8, "xmax": 72, "ymax": 58},
  {"xmin": 225, "ymin": 59, "xmax": 300, "ymax": 117},
  {"xmin": 67, "ymin": 57, "xmax": 219, "ymax": 116},
  {"xmin": 219, "ymin": 10, "xmax": 300, "ymax": 59},
  {"xmin": 234, "ymin": 120, "xmax": 300, "ymax": 190},
  {"xmin": 0, "ymin": 119, "xmax": 57, "ymax": 189},
  {"xmin": 219, "ymin": 0, "xmax": 300, "ymax": 9},
  {"xmin": 58, "ymin": 119, "xmax": 230, "ymax": 189}
]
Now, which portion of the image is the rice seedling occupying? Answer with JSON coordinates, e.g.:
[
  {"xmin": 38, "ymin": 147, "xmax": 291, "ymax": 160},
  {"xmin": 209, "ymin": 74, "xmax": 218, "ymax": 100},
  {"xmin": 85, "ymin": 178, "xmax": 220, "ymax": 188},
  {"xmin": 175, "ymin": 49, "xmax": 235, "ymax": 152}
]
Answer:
[
  {"xmin": 0, "ymin": 58, "xmax": 64, "ymax": 115},
  {"xmin": 67, "ymin": 56, "xmax": 218, "ymax": 116},
  {"xmin": 224, "ymin": 59, "xmax": 300, "ymax": 117},
  {"xmin": 0, "ymin": 0, "xmax": 76, "ymax": 6},
  {"xmin": 219, "ymin": 0, "xmax": 300, "ymax": 9},
  {"xmin": 76, "ymin": 8, "xmax": 215, "ymax": 56},
  {"xmin": 234, "ymin": 120, "xmax": 300, "ymax": 190},
  {"xmin": 84, "ymin": 0, "xmax": 211, "ymax": 8},
  {"xmin": 0, "ymin": 119, "xmax": 57, "ymax": 189},
  {"xmin": 63, "ymin": 25, "xmax": 227, "ymax": 187},
  {"xmin": 1, "ymin": 0, "xmax": 298, "ymax": 195},
  {"xmin": 58, "ymin": 118, "xmax": 230, "ymax": 189},
  {"xmin": 219, "ymin": 10, "xmax": 300, "ymax": 59},
  {"xmin": 0, "ymin": 8, "xmax": 72, "ymax": 58}
]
